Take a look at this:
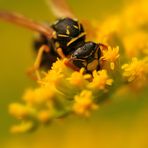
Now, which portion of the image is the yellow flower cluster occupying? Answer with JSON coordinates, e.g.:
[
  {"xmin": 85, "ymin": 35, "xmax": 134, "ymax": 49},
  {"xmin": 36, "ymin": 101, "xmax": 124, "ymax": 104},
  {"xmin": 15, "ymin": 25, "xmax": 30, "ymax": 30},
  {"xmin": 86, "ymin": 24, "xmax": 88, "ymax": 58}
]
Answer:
[
  {"xmin": 73, "ymin": 90, "xmax": 98, "ymax": 116},
  {"xmin": 9, "ymin": 0, "xmax": 148, "ymax": 133},
  {"xmin": 88, "ymin": 70, "xmax": 113, "ymax": 90},
  {"xmin": 9, "ymin": 55, "xmax": 115, "ymax": 133},
  {"xmin": 94, "ymin": 0, "xmax": 148, "ymax": 58},
  {"xmin": 122, "ymin": 57, "xmax": 148, "ymax": 90},
  {"xmin": 101, "ymin": 46, "xmax": 120, "ymax": 70},
  {"xmin": 67, "ymin": 68, "xmax": 91, "ymax": 88},
  {"xmin": 122, "ymin": 57, "xmax": 148, "ymax": 82}
]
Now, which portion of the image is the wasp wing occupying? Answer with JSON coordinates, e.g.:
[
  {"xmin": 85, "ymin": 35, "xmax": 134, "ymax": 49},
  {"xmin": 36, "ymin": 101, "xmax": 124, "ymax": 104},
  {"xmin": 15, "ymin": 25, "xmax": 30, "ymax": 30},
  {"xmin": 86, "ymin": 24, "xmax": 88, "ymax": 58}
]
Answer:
[
  {"xmin": 0, "ymin": 11, "xmax": 53, "ymax": 38},
  {"xmin": 46, "ymin": 0, "xmax": 76, "ymax": 18}
]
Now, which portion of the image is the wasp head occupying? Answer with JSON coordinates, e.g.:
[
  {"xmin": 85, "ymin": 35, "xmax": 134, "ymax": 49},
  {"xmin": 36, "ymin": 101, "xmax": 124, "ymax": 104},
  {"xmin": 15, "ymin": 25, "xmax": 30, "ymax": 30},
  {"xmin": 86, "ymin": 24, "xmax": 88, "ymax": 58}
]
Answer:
[{"xmin": 70, "ymin": 41, "xmax": 101, "ymax": 73}]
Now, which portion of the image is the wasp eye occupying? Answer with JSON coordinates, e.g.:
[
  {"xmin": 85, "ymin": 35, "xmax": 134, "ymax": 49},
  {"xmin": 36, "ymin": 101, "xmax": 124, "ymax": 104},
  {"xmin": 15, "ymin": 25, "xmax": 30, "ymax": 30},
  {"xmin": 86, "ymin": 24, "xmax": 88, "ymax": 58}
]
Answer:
[
  {"xmin": 71, "ymin": 41, "xmax": 98, "ymax": 59},
  {"xmin": 71, "ymin": 48, "xmax": 81, "ymax": 58}
]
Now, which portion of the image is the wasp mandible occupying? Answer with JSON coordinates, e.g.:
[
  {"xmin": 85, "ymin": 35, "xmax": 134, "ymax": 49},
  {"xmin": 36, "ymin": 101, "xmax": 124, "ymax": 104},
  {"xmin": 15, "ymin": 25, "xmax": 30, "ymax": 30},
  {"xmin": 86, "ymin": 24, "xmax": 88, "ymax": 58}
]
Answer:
[{"xmin": 0, "ymin": 0, "xmax": 107, "ymax": 77}]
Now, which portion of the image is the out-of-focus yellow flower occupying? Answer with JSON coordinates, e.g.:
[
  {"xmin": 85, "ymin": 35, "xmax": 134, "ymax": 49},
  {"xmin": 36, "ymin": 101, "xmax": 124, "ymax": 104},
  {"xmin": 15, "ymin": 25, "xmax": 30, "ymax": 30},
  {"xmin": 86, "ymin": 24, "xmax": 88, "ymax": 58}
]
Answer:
[
  {"xmin": 73, "ymin": 90, "xmax": 98, "ymax": 116},
  {"xmin": 123, "ymin": 31, "xmax": 148, "ymax": 57},
  {"xmin": 10, "ymin": 121, "xmax": 34, "ymax": 133},
  {"xmin": 96, "ymin": 16, "xmax": 121, "ymax": 44},
  {"xmin": 22, "ymin": 87, "xmax": 55, "ymax": 105},
  {"xmin": 101, "ymin": 46, "xmax": 120, "ymax": 70},
  {"xmin": 9, "ymin": 103, "xmax": 35, "ymax": 119},
  {"xmin": 122, "ymin": 57, "xmax": 148, "ymax": 82},
  {"xmin": 67, "ymin": 68, "xmax": 91, "ymax": 88},
  {"xmin": 88, "ymin": 70, "xmax": 113, "ymax": 90},
  {"xmin": 122, "ymin": 0, "xmax": 148, "ymax": 30},
  {"xmin": 37, "ymin": 110, "xmax": 53, "ymax": 123}
]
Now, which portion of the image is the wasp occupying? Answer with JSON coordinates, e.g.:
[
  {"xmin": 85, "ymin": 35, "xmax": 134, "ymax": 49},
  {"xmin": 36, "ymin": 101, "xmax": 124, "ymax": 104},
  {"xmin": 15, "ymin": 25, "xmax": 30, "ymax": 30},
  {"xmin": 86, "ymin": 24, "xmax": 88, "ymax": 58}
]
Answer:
[{"xmin": 0, "ymin": 0, "xmax": 107, "ymax": 78}]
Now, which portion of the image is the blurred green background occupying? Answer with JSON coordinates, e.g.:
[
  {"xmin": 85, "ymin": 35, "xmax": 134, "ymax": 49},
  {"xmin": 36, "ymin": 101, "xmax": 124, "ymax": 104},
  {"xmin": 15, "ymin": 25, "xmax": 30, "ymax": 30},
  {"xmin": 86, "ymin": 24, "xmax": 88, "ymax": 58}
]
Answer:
[{"xmin": 0, "ymin": 0, "xmax": 148, "ymax": 148}]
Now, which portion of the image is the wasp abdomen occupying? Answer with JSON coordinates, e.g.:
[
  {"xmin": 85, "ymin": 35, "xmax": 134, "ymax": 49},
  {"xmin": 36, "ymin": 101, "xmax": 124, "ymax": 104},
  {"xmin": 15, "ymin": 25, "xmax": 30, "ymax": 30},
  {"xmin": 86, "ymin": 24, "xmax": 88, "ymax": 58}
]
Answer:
[{"xmin": 33, "ymin": 34, "xmax": 58, "ymax": 69}]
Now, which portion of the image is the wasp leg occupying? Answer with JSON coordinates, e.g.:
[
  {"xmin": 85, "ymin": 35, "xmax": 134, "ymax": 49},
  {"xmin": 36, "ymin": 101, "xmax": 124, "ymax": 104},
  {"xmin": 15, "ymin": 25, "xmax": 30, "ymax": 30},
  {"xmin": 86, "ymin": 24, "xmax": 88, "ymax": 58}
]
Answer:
[
  {"xmin": 27, "ymin": 45, "xmax": 50, "ymax": 80},
  {"xmin": 56, "ymin": 47, "xmax": 79, "ymax": 71},
  {"xmin": 64, "ymin": 59, "xmax": 80, "ymax": 71},
  {"xmin": 56, "ymin": 47, "xmax": 66, "ymax": 59}
]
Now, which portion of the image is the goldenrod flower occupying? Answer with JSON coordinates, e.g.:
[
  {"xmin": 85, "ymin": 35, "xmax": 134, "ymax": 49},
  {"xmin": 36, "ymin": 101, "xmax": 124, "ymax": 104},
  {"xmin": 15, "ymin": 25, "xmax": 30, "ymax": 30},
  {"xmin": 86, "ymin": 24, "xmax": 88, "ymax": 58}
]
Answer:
[
  {"xmin": 22, "ymin": 87, "xmax": 55, "ymax": 105},
  {"xmin": 51, "ymin": 58, "xmax": 72, "ymax": 76},
  {"xmin": 88, "ymin": 70, "xmax": 113, "ymax": 90},
  {"xmin": 8, "ymin": 0, "xmax": 148, "ymax": 133},
  {"xmin": 51, "ymin": 58, "xmax": 66, "ymax": 72},
  {"xmin": 67, "ymin": 68, "xmax": 91, "ymax": 88},
  {"xmin": 41, "ymin": 70, "xmax": 64, "ymax": 86},
  {"xmin": 122, "ymin": 57, "xmax": 148, "ymax": 82},
  {"xmin": 73, "ymin": 90, "xmax": 98, "ymax": 116},
  {"xmin": 101, "ymin": 46, "xmax": 120, "ymax": 70}
]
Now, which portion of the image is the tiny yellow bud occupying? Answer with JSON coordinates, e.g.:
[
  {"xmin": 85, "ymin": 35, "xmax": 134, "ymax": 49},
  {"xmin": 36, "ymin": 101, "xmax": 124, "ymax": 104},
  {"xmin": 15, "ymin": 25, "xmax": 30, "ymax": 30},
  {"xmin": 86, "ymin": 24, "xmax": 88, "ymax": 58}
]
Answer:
[
  {"xmin": 37, "ymin": 110, "xmax": 52, "ymax": 123},
  {"xmin": 9, "ymin": 103, "xmax": 30, "ymax": 119},
  {"xmin": 10, "ymin": 121, "xmax": 33, "ymax": 133},
  {"xmin": 23, "ymin": 87, "xmax": 55, "ymax": 105},
  {"xmin": 73, "ymin": 90, "xmax": 98, "ymax": 116}
]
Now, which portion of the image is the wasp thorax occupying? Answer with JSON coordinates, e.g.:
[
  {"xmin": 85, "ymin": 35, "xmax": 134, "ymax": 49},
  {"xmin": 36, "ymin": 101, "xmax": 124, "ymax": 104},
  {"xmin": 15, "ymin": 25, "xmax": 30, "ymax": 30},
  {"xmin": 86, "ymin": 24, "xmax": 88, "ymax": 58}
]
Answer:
[{"xmin": 51, "ymin": 17, "xmax": 86, "ymax": 55}]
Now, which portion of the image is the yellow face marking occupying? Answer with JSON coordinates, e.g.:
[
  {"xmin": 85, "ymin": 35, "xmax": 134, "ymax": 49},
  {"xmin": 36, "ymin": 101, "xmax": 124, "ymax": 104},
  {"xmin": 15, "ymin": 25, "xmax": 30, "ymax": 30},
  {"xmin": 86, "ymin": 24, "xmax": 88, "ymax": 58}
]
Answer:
[
  {"xmin": 67, "ymin": 32, "xmax": 86, "ymax": 46},
  {"xmin": 53, "ymin": 19, "xmax": 60, "ymax": 25},
  {"xmin": 73, "ymin": 25, "xmax": 79, "ymax": 29},
  {"xmin": 66, "ymin": 29, "xmax": 70, "ymax": 35},
  {"xmin": 78, "ymin": 22, "xmax": 81, "ymax": 30},
  {"xmin": 66, "ymin": 26, "xmax": 70, "ymax": 35},
  {"xmin": 53, "ymin": 31, "xmax": 57, "ymax": 39},
  {"xmin": 74, "ymin": 18, "xmax": 78, "ymax": 21},
  {"xmin": 58, "ymin": 34, "xmax": 69, "ymax": 37},
  {"xmin": 87, "ymin": 60, "xmax": 99, "ymax": 71}
]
